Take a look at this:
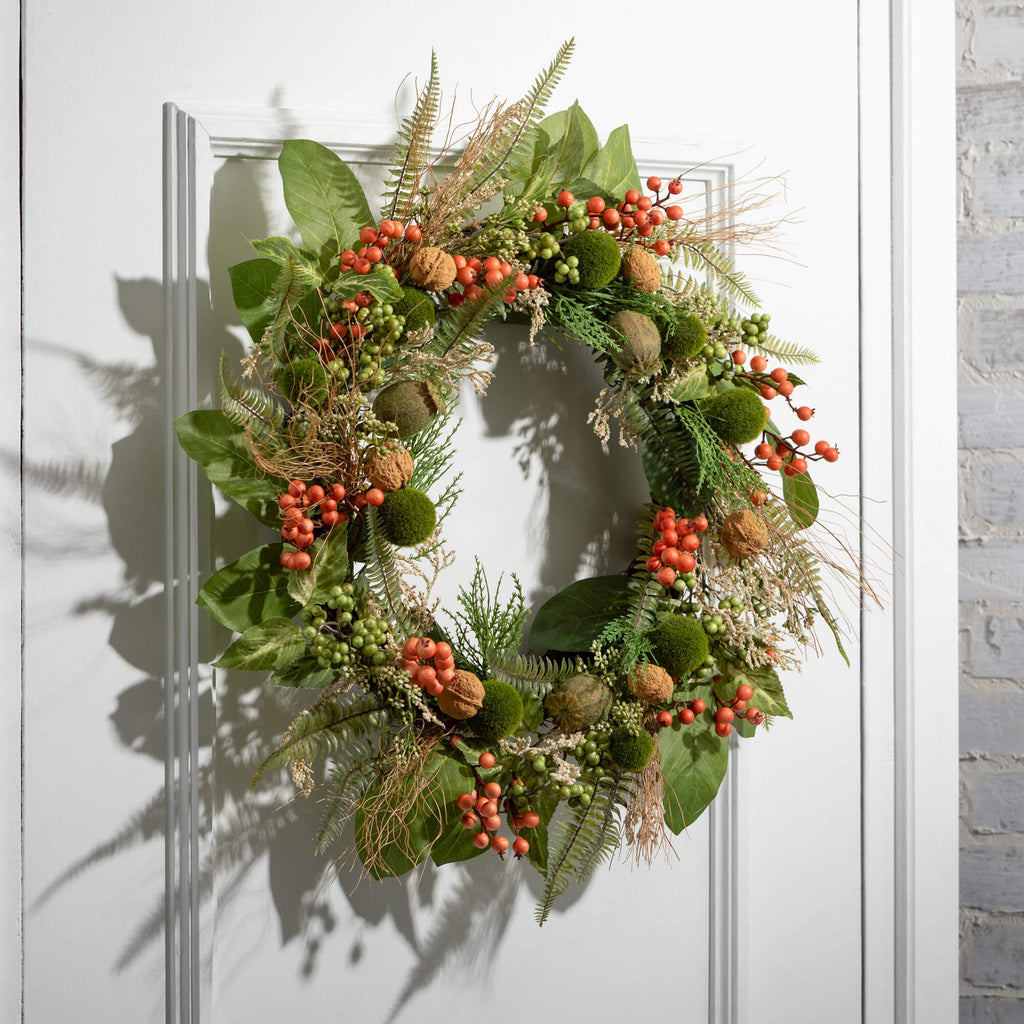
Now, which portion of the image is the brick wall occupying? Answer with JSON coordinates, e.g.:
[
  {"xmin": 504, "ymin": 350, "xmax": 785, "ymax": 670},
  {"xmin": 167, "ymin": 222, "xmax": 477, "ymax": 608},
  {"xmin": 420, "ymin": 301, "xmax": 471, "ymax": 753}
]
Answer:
[{"xmin": 958, "ymin": 2, "xmax": 1024, "ymax": 1018}]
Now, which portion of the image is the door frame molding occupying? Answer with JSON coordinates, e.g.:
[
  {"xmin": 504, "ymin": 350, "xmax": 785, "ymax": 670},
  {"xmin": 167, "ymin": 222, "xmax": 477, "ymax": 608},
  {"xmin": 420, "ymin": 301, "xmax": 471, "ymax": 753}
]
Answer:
[{"xmin": 159, "ymin": 0, "xmax": 958, "ymax": 1015}]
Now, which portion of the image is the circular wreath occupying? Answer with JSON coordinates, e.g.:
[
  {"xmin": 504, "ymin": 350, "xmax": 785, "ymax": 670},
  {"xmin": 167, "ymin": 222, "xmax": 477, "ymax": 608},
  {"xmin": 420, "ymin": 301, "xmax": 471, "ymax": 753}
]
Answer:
[{"xmin": 176, "ymin": 45, "xmax": 866, "ymax": 925}]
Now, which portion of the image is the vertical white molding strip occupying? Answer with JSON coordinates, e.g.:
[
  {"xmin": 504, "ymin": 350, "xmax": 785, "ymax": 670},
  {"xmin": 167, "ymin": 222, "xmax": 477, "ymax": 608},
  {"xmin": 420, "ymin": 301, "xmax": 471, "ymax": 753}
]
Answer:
[
  {"xmin": 1, "ymin": 0, "xmax": 24, "ymax": 1020},
  {"xmin": 163, "ymin": 103, "xmax": 202, "ymax": 1024},
  {"xmin": 889, "ymin": 1, "xmax": 959, "ymax": 1022},
  {"xmin": 709, "ymin": 743, "xmax": 741, "ymax": 1024}
]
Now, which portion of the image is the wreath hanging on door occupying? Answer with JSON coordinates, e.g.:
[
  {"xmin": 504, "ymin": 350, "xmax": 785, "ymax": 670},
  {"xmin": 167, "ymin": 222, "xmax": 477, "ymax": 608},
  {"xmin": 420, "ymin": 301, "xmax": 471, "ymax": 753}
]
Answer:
[{"xmin": 176, "ymin": 42, "xmax": 873, "ymax": 924}]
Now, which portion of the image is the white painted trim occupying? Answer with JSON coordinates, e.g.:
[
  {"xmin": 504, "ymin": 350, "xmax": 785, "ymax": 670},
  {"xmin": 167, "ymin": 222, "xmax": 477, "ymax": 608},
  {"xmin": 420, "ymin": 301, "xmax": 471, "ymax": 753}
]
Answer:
[
  {"xmin": 1, "ymin": 3, "xmax": 23, "ymax": 1022},
  {"xmin": 859, "ymin": 1, "xmax": 959, "ymax": 1021}
]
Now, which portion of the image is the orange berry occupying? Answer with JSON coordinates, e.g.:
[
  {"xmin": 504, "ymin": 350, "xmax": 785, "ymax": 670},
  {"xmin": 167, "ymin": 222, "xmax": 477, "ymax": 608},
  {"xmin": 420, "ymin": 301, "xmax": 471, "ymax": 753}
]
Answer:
[
  {"xmin": 484, "ymin": 782, "xmax": 502, "ymax": 800},
  {"xmin": 479, "ymin": 752, "xmax": 495, "ymax": 769},
  {"xmin": 750, "ymin": 355, "xmax": 768, "ymax": 372},
  {"xmin": 521, "ymin": 810, "xmax": 540, "ymax": 828},
  {"xmin": 491, "ymin": 835, "xmax": 510, "ymax": 853},
  {"xmin": 472, "ymin": 832, "xmax": 490, "ymax": 849},
  {"xmin": 416, "ymin": 637, "xmax": 436, "ymax": 660},
  {"xmin": 513, "ymin": 837, "xmax": 530, "ymax": 857},
  {"xmin": 483, "ymin": 815, "xmax": 502, "ymax": 831}
]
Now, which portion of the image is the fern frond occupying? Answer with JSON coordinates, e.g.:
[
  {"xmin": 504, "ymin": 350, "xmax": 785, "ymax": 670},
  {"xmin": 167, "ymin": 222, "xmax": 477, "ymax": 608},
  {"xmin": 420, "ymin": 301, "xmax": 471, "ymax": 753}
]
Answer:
[
  {"xmin": 381, "ymin": 50, "xmax": 442, "ymax": 222},
  {"xmin": 485, "ymin": 649, "xmax": 579, "ymax": 698},
  {"xmin": 219, "ymin": 351, "xmax": 285, "ymax": 436},
  {"xmin": 431, "ymin": 286, "xmax": 507, "ymax": 364},
  {"xmin": 546, "ymin": 292, "xmax": 620, "ymax": 354},
  {"xmin": 535, "ymin": 771, "xmax": 629, "ymax": 926},
  {"xmin": 313, "ymin": 747, "xmax": 379, "ymax": 854},
  {"xmin": 675, "ymin": 236, "xmax": 760, "ymax": 305},
  {"xmin": 746, "ymin": 333, "xmax": 820, "ymax": 366},
  {"xmin": 473, "ymin": 38, "xmax": 575, "ymax": 191},
  {"xmin": 362, "ymin": 506, "xmax": 419, "ymax": 637},
  {"xmin": 250, "ymin": 695, "xmax": 386, "ymax": 789}
]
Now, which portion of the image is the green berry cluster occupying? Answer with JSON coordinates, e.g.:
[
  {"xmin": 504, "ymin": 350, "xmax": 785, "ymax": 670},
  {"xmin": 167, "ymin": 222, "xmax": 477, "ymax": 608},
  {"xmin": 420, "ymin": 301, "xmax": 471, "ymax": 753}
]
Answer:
[
  {"xmin": 552, "ymin": 254, "xmax": 580, "ymax": 285},
  {"xmin": 301, "ymin": 583, "xmax": 391, "ymax": 670},
  {"xmin": 740, "ymin": 311, "xmax": 771, "ymax": 343},
  {"xmin": 522, "ymin": 231, "xmax": 562, "ymax": 261}
]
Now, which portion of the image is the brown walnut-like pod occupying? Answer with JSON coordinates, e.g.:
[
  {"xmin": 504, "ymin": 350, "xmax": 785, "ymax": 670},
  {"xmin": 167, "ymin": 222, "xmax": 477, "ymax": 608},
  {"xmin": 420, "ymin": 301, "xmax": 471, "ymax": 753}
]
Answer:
[
  {"xmin": 365, "ymin": 446, "xmax": 414, "ymax": 492},
  {"xmin": 409, "ymin": 246, "xmax": 457, "ymax": 291},
  {"xmin": 628, "ymin": 663, "xmax": 674, "ymax": 705},
  {"xmin": 721, "ymin": 509, "xmax": 769, "ymax": 559},
  {"xmin": 437, "ymin": 670, "xmax": 485, "ymax": 720},
  {"xmin": 621, "ymin": 245, "xmax": 661, "ymax": 293}
]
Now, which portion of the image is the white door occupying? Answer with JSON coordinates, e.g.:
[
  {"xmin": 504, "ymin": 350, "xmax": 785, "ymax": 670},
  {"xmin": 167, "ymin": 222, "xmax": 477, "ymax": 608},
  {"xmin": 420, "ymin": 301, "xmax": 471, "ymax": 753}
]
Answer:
[{"xmin": 12, "ymin": 3, "xmax": 957, "ymax": 1022}]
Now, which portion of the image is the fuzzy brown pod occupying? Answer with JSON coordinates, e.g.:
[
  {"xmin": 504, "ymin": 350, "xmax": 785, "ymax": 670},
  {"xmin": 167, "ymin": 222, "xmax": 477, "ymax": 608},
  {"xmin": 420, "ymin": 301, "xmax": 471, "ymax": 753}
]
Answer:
[
  {"xmin": 621, "ymin": 245, "xmax": 661, "ymax": 293},
  {"xmin": 545, "ymin": 673, "xmax": 613, "ymax": 731},
  {"xmin": 628, "ymin": 663, "xmax": 674, "ymax": 705},
  {"xmin": 721, "ymin": 509, "xmax": 769, "ymax": 559},
  {"xmin": 608, "ymin": 310, "xmax": 661, "ymax": 373},
  {"xmin": 365, "ymin": 446, "xmax": 414, "ymax": 492},
  {"xmin": 437, "ymin": 669, "xmax": 485, "ymax": 720},
  {"xmin": 409, "ymin": 246, "xmax": 457, "ymax": 291}
]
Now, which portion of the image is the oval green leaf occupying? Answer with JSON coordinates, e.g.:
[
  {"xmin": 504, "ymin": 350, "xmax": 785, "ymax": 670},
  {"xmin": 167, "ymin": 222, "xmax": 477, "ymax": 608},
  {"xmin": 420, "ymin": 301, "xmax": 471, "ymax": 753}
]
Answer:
[{"xmin": 529, "ymin": 575, "xmax": 633, "ymax": 652}]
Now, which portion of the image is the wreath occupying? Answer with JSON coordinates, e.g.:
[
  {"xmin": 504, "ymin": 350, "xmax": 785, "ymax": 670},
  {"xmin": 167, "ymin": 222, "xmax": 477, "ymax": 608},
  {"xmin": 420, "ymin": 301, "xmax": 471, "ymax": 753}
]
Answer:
[{"xmin": 176, "ymin": 43, "xmax": 871, "ymax": 925}]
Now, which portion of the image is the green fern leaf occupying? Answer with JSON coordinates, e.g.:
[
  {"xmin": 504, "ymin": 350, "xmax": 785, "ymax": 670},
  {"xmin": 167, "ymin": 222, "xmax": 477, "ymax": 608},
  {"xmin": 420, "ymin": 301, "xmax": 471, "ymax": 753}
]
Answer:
[
  {"xmin": 485, "ymin": 649, "xmax": 579, "ymax": 697},
  {"xmin": 313, "ymin": 747, "xmax": 379, "ymax": 854},
  {"xmin": 361, "ymin": 506, "xmax": 419, "ymax": 637},
  {"xmin": 746, "ymin": 333, "xmax": 820, "ymax": 366},
  {"xmin": 218, "ymin": 352, "xmax": 285, "ymax": 437},
  {"xmin": 675, "ymin": 235, "xmax": 760, "ymax": 305},
  {"xmin": 250, "ymin": 695, "xmax": 386, "ymax": 789},
  {"xmin": 381, "ymin": 50, "xmax": 442, "ymax": 222}
]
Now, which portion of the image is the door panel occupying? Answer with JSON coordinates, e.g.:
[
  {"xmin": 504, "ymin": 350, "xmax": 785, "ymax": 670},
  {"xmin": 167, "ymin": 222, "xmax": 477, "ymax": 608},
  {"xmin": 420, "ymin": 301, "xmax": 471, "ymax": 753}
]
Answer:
[{"xmin": 21, "ymin": 4, "xmax": 874, "ymax": 1020}]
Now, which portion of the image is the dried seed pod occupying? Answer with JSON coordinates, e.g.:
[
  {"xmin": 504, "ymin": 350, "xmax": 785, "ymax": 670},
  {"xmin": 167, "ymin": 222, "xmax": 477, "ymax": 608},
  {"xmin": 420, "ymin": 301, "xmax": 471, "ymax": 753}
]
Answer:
[
  {"xmin": 437, "ymin": 670, "xmax": 485, "ymax": 720},
  {"xmin": 720, "ymin": 509, "xmax": 769, "ymax": 559},
  {"xmin": 545, "ymin": 674, "xmax": 613, "ymax": 731},
  {"xmin": 365, "ymin": 445, "xmax": 414, "ymax": 492},
  {"xmin": 409, "ymin": 246, "xmax": 457, "ymax": 291},
  {"xmin": 621, "ymin": 245, "xmax": 661, "ymax": 293},
  {"xmin": 628, "ymin": 663, "xmax": 674, "ymax": 705},
  {"xmin": 608, "ymin": 311, "xmax": 661, "ymax": 373}
]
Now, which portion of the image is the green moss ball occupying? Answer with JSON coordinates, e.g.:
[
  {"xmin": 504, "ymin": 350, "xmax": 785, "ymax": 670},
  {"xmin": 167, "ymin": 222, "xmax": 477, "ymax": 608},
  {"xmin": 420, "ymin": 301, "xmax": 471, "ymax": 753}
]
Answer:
[
  {"xmin": 561, "ymin": 230, "xmax": 623, "ymax": 289},
  {"xmin": 609, "ymin": 728, "xmax": 655, "ymax": 771},
  {"xmin": 608, "ymin": 310, "xmax": 662, "ymax": 372},
  {"xmin": 275, "ymin": 358, "xmax": 329, "ymax": 404},
  {"xmin": 372, "ymin": 380, "xmax": 444, "ymax": 438},
  {"xmin": 662, "ymin": 311, "xmax": 707, "ymax": 362},
  {"xmin": 394, "ymin": 286, "xmax": 436, "ymax": 335},
  {"xmin": 377, "ymin": 486, "xmax": 437, "ymax": 547},
  {"xmin": 703, "ymin": 387, "xmax": 768, "ymax": 445},
  {"xmin": 650, "ymin": 615, "xmax": 710, "ymax": 680},
  {"xmin": 472, "ymin": 680, "xmax": 524, "ymax": 741}
]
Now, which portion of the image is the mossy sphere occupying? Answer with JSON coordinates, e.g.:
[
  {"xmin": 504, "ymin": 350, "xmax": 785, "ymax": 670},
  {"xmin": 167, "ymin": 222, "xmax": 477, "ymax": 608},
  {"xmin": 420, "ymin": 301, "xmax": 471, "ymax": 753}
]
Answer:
[
  {"xmin": 704, "ymin": 387, "xmax": 768, "ymax": 445},
  {"xmin": 275, "ymin": 358, "xmax": 329, "ymax": 404},
  {"xmin": 437, "ymin": 669, "xmax": 485, "ymax": 720},
  {"xmin": 650, "ymin": 615, "xmax": 710, "ymax": 680},
  {"xmin": 372, "ymin": 380, "xmax": 444, "ymax": 438},
  {"xmin": 377, "ymin": 486, "xmax": 437, "ymax": 547},
  {"xmin": 394, "ymin": 286, "xmax": 436, "ymax": 335},
  {"xmin": 472, "ymin": 680, "xmax": 524, "ymax": 741},
  {"xmin": 609, "ymin": 728, "xmax": 655, "ymax": 771},
  {"xmin": 662, "ymin": 311, "xmax": 707, "ymax": 362},
  {"xmin": 608, "ymin": 311, "xmax": 661, "ymax": 372},
  {"xmin": 561, "ymin": 230, "xmax": 622, "ymax": 289}
]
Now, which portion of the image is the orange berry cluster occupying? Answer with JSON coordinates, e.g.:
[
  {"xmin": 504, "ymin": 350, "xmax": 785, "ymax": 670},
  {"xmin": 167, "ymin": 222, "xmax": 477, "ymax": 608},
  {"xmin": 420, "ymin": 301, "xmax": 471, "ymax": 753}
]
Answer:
[
  {"xmin": 456, "ymin": 778, "xmax": 536, "ymax": 858},
  {"xmin": 447, "ymin": 255, "xmax": 539, "ymax": 308},
  {"xmin": 338, "ymin": 220, "xmax": 422, "ymax": 277},
  {"xmin": 401, "ymin": 637, "xmax": 455, "ymax": 695},
  {"xmin": 277, "ymin": 479, "xmax": 385, "ymax": 571},
  {"xmin": 671, "ymin": 686, "xmax": 764, "ymax": 737},
  {"xmin": 644, "ymin": 507, "xmax": 709, "ymax": 589}
]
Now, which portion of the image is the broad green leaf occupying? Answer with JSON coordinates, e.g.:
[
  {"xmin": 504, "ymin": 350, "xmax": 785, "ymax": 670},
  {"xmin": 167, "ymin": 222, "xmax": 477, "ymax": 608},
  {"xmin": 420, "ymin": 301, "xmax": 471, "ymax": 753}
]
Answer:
[
  {"xmin": 429, "ymin": 756, "xmax": 488, "ymax": 867},
  {"xmin": 659, "ymin": 716, "xmax": 729, "ymax": 833},
  {"xmin": 197, "ymin": 542, "xmax": 299, "ymax": 633},
  {"xmin": 174, "ymin": 410, "xmax": 287, "ymax": 526},
  {"xmin": 228, "ymin": 258, "xmax": 284, "ymax": 343},
  {"xmin": 266, "ymin": 659, "xmax": 337, "ymax": 689},
  {"xmin": 523, "ymin": 792, "xmax": 559, "ymax": 875},
  {"xmin": 529, "ymin": 575, "xmax": 634, "ymax": 652},
  {"xmin": 278, "ymin": 140, "xmax": 373, "ymax": 262},
  {"xmin": 520, "ymin": 692, "xmax": 546, "ymax": 733},
  {"xmin": 250, "ymin": 236, "xmax": 322, "ymax": 284},
  {"xmin": 287, "ymin": 526, "xmax": 350, "ymax": 606},
  {"xmin": 672, "ymin": 365, "xmax": 712, "ymax": 402},
  {"xmin": 582, "ymin": 124, "xmax": 642, "ymax": 200},
  {"xmin": 723, "ymin": 663, "xmax": 792, "ymax": 723},
  {"xmin": 332, "ymin": 264, "xmax": 403, "ymax": 303},
  {"xmin": 213, "ymin": 617, "xmax": 305, "ymax": 670},
  {"xmin": 782, "ymin": 466, "xmax": 819, "ymax": 528},
  {"xmin": 535, "ymin": 102, "xmax": 599, "ymax": 182}
]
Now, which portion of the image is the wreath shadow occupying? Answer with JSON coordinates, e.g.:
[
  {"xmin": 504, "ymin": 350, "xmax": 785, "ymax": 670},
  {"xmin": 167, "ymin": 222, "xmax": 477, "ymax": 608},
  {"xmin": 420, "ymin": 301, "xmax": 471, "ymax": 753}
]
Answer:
[{"xmin": 25, "ymin": 138, "xmax": 646, "ymax": 1018}]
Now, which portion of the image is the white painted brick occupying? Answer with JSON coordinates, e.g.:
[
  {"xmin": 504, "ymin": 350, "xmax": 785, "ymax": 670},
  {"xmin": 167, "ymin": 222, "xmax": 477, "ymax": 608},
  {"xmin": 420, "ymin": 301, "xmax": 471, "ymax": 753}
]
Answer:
[
  {"xmin": 970, "ymin": 769, "xmax": 1024, "ymax": 832},
  {"xmin": 960, "ymin": 995, "xmax": 1024, "ymax": 1022},
  {"xmin": 969, "ymin": 450, "xmax": 1024, "ymax": 525},
  {"xmin": 959, "ymin": 231, "xmax": 1024, "ymax": 294},
  {"xmin": 968, "ymin": 308, "xmax": 1024, "ymax": 373},
  {"xmin": 964, "ymin": 916, "xmax": 1024, "ymax": 988},
  {"xmin": 960, "ymin": 543, "xmax": 1024, "ymax": 602},
  {"xmin": 976, "ymin": 153, "xmax": 1024, "ymax": 219},
  {"xmin": 961, "ymin": 679, "xmax": 1024, "ymax": 753},
  {"xmin": 959, "ymin": 83, "xmax": 1024, "ymax": 143},
  {"xmin": 959, "ymin": 384, "xmax": 1024, "ymax": 448},
  {"xmin": 963, "ymin": 843, "xmax": 1024, "ymax": 910},
  {"xmin": 975, "ymin": 6, "xmax": 1024, "ymax": 73}
]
